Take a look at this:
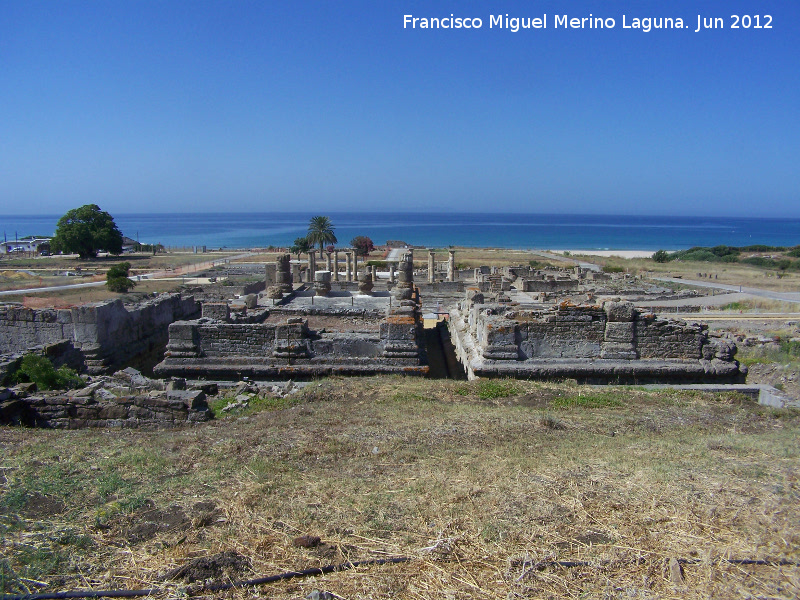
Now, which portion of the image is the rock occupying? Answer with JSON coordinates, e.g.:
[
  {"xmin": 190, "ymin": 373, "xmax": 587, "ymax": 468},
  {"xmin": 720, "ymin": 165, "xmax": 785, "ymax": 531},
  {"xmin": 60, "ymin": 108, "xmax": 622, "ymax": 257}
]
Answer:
[
  {"xmin": 14, "ymin": 382, "xmax": 37, "ymax": 394},
  {"xmin": 668, "ymin": 557, "xmax": 685, "ymax": 585},
  {"xmin": 306, "ymin": 591, "xmax": 338, "ymax": 600},
  {"xmin": 165, "ymin": 550, "xmax": 250, "ymax": 582},
  {"xmin": 166, "ymin": 378, "xmax": 186, "ymax": 391},
  {"xmin": 293, "ymin": 535, "xmax": 321, "ymax": 548}
]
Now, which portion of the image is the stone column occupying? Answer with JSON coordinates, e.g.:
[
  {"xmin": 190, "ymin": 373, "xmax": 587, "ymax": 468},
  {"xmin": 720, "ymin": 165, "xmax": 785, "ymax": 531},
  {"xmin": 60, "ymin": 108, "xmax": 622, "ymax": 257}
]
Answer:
[
  {"xmin": 393, "ymin": 252, "xmax": 414, "ymax": 302},
  {"xmin": 314, "ymin": 271, "xmax": 332, "ymax": 296},
  {"xmin": 428, "ymin": 250, "xmax": 435, "ymax": 283},
  {"xmin": 358, "ymin": 270, "xmax": 373, "ymax": 295},
  {"xmin": 345, "ymin": 252, "xmax": 352, "ymax": 282},
  {"xmin": 325, "ymin": 252, "xmax": 332, "ymax": 271},
  {"xmin": 333, "ymin": 250, "xmax": 339, "ymax": 281},
  {"xmin": 275, "ymin": 254, "xmax": 293, "ymax": 294},
  {"xmin": 389, "ymin": 263, "xmax": 396, "ymax": 283},
  {"xmin": 448, "ymin": 250, "xmax": 456, "ymax": 282},
  {"xmin": 308, "ymin": 251, "xmax": 316, "ymax": 283}
]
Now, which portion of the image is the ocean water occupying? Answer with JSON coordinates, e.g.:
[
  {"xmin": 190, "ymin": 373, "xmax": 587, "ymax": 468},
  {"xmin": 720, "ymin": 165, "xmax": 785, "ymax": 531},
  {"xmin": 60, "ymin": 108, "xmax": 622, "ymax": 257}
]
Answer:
[{"xmin": 1, "ymin": 212, "xmax": 798, "ymax": 251}]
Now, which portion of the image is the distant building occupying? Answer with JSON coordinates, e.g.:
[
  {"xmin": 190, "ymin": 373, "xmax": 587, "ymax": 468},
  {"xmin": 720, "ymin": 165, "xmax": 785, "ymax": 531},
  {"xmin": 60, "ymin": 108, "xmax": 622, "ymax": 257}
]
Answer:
[
  {"xmin": 1, "ymin": 236, "xmax": 52, "ymax": 254},
  {"xmin": 122, "ymin": 237, "xmax": 138, "ymax": 253}
]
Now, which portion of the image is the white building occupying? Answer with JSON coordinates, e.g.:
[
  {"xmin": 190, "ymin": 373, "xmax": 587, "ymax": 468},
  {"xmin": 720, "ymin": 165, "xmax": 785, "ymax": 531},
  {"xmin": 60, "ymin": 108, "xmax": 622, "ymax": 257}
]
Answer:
[{"xmin": 1, "ymin": 236, "xmax": 52, "ymax": 254}]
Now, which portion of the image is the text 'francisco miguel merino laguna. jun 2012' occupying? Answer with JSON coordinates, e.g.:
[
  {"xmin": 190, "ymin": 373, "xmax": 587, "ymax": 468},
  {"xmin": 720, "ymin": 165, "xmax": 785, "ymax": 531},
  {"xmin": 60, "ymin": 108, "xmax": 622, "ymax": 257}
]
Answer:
[{"xmin": 403, "ymin": 13, "xmax": 773, "ymax": 33}]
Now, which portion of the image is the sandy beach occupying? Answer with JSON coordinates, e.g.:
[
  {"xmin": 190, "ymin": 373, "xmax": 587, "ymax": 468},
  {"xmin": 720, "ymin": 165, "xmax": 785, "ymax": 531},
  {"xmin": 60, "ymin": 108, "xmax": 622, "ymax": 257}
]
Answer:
[{"xmin": 549, "ymin": 250, "xmax": 656, "ymax": 259}]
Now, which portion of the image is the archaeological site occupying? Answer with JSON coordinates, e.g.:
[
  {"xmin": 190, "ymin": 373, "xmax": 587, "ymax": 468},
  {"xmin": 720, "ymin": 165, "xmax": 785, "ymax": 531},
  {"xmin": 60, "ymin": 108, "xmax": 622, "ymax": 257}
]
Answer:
[{"xmin": 1, "ymin": 248, "xmax": 753, "ymax": 429}]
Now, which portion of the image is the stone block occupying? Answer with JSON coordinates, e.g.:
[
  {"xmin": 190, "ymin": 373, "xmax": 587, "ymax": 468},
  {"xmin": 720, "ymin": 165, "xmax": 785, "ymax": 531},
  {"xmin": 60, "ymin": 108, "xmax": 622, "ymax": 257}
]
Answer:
[
  {"xmin": 601, "ymin": 342, "xmax": 638, "ymax": 360},
  {"xmin": 604, "ymin": 301, "xmax": 635, "ymax": 322},
  {"xmin": 604, "ymin": 322, "xmax": 635, "ymax": 343}
]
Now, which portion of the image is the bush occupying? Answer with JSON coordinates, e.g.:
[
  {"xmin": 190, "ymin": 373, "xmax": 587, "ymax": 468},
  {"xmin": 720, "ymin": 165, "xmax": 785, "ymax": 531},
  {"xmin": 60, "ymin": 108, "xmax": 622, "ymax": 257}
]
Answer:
[
  {"xmin": 106, "ymin": 262, "xmax": 136, "ymax": 293},
  {"xmin": 11, "ymin": 355, "xmax": 84, "ymax": 390},
  {"xmin": 652, "ymin": 250, "xmax": 670, "ymax": 263}
]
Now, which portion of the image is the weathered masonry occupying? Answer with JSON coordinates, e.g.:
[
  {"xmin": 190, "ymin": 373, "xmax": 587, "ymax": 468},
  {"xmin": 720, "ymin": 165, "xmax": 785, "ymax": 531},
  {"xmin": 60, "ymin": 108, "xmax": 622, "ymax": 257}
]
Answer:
[
  {"xmin": 0, "ymin": 294, "xmax": 200, "ymax": 374},
  {"xmin": 449, "ymin": 295, "xmax": 743, "ymax": 383}
]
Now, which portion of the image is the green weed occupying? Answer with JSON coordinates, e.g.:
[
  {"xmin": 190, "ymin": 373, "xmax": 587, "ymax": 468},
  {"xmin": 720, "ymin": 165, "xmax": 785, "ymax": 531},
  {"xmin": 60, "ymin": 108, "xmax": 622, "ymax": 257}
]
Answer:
[{"xmin": 552, "ymin": 391, "xmax": 623, "ymax": 409}]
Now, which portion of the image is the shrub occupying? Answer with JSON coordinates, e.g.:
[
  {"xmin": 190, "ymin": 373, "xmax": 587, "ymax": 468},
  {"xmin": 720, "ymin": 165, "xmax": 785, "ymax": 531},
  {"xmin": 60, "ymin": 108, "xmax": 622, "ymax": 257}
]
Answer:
[
  {"xmin": 602, "ymin": 265, "xmax": 624, "ymax": 273},
  {"xmin": 106, "ymin": 262, "xmax": 136, "ymax": 293},
  {"xmin": 652, "ymin": 250, "xmax": 670, "ymax": 263},
  {"xmin": 11, "ymin": 354, "xmax": 84, "ymax": 390}
]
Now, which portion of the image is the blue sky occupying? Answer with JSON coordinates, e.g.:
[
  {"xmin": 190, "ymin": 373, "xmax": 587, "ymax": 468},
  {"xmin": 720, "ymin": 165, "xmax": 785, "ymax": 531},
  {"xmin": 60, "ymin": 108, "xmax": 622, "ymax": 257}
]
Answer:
[{"xmin": 1, "ymin": 0, "xmax": 798, "ymax": 216}]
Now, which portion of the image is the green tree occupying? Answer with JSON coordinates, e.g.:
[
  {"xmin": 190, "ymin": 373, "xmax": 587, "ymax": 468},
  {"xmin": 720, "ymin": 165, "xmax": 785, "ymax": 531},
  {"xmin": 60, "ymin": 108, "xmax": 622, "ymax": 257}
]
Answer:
[
  {"xmin": 652, "ymin": 249, "xmax": 670, "ymax": 263},
  {"xmin": 289, "ymin": 236, "xmax": 312, "ymax": 261},
  {"xmin": 350, "ymin": 236, "xmax": 374, "ymax": 272},
  {"xmin": 306, "ymin": 216, "xmax": 337, "ymax": 253},
  {"xmin": 50, "ymin": 204, "xmax": 124, "ymax": 259},
  {"xmin": 106, "ymin": 262, "xmax": 136, "ymax": 293}
]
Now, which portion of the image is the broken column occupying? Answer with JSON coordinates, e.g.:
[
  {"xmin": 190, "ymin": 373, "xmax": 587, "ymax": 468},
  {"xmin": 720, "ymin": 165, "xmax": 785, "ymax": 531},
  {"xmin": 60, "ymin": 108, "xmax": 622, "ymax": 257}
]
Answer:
[
  {"xmin": 428, "ymin": 250, "xmax": 435, "ymax": 283},
  {"xmin": 358, "ymin": 270, "xmax": 374, "ymax": 295},
  {"xmin": 325, "ymin": 252, "xmax": 332, "ymax": 271},
  {"xmin": 448, "ymin": 250, "xmax": 456, "ymax": 282},
  {"xmin": 314, "ymin": 271, "xmax": 332, "ymax": 296},
  {"xmin": 345, "ymin": 252, "xmax": 353, "ymax": 282},
  {"xmin": 272, "ymin": 254, "xmax": 293, "ymax": 295},
  {"xmin": 389, "ymin": 262, "xmax": 396, "ymax": 284},
  {"xmin": 393, "ymin": 251, "xmax": 415, "ymax": 302}
]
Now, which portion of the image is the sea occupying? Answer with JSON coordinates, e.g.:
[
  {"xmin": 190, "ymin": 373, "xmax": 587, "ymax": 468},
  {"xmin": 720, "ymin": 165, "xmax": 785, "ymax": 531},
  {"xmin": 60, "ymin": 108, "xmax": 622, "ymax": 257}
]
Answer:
[{"xmin": 1, "ymin": 212, "xmax": 798, "ymax": 251}]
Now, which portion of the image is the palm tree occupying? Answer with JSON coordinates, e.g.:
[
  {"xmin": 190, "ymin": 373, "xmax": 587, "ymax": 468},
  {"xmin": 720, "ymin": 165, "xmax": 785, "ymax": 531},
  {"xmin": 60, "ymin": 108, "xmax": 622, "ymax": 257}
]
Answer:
[{"xmin": 306, "ymin": 216, "xmax": 337, "ymax": 253}]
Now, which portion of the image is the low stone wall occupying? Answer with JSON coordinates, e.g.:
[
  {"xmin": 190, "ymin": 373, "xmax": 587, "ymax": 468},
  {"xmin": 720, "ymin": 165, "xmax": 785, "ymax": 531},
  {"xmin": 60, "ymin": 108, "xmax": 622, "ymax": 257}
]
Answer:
[
  {"xmin": 522, "ymin": 279, "xmax": 580, "ymax": 293},
  {"xmin": 0, "ymin": 294, "xmax": 200, "ymax": 374},
  {"xmin": 155, "ymin": 308, "xmax": 428, "ymax": 380},
  {"xmin": 0, "ymin": 389, "xmax": 211, "ymax": 429},
  {"xmin": 450, "ymin": 297, "xmax": 743, "ymax": 383}
]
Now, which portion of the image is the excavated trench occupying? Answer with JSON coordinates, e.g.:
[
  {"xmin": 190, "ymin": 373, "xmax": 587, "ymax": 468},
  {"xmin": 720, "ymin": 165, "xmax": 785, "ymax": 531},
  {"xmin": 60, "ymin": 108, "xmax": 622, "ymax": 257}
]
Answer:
[{"xmin": 423, "ymin": 321, "xmax": 467, "ymax": 379}]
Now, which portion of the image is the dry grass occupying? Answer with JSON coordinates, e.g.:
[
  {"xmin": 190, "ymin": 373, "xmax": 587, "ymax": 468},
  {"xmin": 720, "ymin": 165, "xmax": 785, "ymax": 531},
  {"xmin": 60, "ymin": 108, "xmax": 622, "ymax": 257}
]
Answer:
[
  {"xmin": 406, "ymin": 248, "xmax": 563, "ymax": 270},
  {"xmin": 574, "ymin": 254, "xmax": 800, "ymax": 293},
  {"xmin": 2, "ymin": 377, "xmax": 799, "ymax": 598}
]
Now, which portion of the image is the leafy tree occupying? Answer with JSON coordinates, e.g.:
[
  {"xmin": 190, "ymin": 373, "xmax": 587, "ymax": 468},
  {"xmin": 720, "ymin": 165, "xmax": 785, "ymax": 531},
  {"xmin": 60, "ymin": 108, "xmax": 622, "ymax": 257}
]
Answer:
[
  {"xmin": 289, "ymin": 236, "xmax": 312, "ymax": 261},
  {"xmin": 350, "ymin": 236, "xmax": 374, "ymax": 272},
  {"xmin": 652, "ymin": 249, "xmax": 670, "ymax": 263},
  {"xmin": 50, "ymin": 204, "xmax": 124, "ymax": 258},
  {"xmin": 106, "ymin": 262, "xmax": 136, "ymax": 293},
  {"xmin": 306, "ymin": 216, "xmax": 337, "ymax": 253},
  {"xmin": 350, "ymin": 236, "xmax": 374, "ymax": 258}
]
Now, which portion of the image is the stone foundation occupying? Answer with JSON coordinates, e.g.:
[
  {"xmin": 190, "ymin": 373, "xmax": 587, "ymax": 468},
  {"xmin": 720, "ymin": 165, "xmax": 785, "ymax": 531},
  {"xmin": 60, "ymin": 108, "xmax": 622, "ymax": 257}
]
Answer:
[{"xmin": 449, "ymin": 297, "xmax": 744, "ymax": 383}]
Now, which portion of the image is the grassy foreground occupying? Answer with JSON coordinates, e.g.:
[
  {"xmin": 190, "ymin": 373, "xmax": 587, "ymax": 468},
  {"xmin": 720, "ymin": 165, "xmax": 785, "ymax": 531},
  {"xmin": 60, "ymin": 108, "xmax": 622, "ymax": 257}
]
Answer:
[{"xmin": 1, "ymin": 377, "xmax": 799, "ymax": 598}]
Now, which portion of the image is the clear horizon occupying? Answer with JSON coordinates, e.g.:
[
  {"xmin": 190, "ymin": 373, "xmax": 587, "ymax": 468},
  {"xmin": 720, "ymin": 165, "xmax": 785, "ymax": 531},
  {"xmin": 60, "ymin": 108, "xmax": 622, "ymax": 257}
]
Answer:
[{"xmin": 2, "ymin": 1, "xmax": 798, "ymax": 217}]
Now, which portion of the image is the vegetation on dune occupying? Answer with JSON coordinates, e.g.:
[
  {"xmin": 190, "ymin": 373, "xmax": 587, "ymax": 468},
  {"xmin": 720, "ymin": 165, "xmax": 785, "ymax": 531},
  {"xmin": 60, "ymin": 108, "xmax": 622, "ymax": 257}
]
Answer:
[{"xmin": 651, "ymin": 244, "xmax": 800, "ymax": 271}]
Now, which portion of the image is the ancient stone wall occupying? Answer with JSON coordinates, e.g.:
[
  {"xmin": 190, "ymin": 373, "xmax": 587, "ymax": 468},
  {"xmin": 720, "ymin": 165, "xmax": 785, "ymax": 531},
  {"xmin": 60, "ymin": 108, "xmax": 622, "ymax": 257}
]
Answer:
[
  {"xmin": 0, "ymin": 294, "xmax": 200, "ymax": 374},
  {"xmin": 522, "ymin": 279, "xmax": 580, "ymax": 293},
  {"xmin": 0, "ymin": 389, "xmax": 211, "ymax": 429},
  {"xmin": 449, "ymin": 297, "xmax": 743, "ymax": 383},
  {"xmin": 156, "ymin": 298, "xmax": 428, "ymax": 379}
]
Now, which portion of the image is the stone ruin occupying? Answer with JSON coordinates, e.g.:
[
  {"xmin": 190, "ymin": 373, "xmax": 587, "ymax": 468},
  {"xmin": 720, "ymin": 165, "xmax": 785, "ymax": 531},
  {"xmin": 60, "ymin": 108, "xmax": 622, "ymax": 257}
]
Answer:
[
  {"xmin": 155, "ymin": 251, "xmax": 427, "ymax": 379},
  {"xmin": 449, "ymin": 293, "xmax": 743, "ymax": 383},
  {"xmin": 0, "ymin": 368, "xmax": 212, "ymax": 429},
  {"xmin": 0, "ymin": 251, "xmax": 748, "ymax": 427}
]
